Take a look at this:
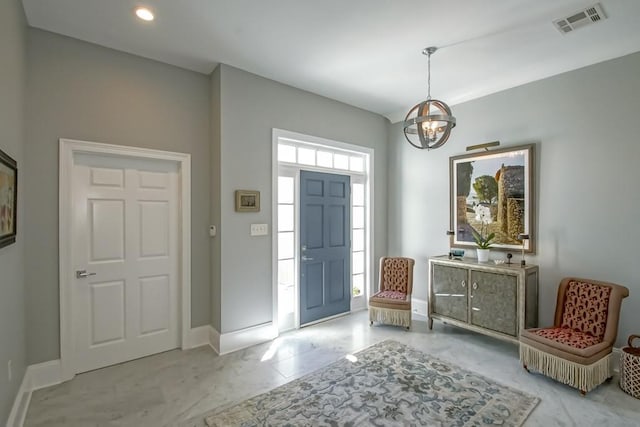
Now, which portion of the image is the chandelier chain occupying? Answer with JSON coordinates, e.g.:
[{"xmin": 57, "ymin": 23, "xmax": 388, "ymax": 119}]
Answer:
[{"xmin": 427, "ymin": 50, "xmax": 431, "ymax": 100}]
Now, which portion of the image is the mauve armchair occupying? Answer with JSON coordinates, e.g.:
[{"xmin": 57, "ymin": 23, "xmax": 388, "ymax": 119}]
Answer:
[
  {"xmin": 369, "ymin": 257, "xmax": 415, "ymax": 329},
  {"xmin": 520, "ymin": 277, "xmax": 629, "ymax": 394}
]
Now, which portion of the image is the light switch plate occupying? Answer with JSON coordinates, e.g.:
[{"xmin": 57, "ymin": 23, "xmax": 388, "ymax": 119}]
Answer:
[{"xmin": 250, "ymin": 223, "xmax": 268, "ymax": 236}]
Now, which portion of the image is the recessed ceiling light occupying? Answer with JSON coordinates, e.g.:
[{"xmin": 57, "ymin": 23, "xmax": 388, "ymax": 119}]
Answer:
[{"xmin": 135, "ymin": 7, "xmax": 154, "ymax": 22}]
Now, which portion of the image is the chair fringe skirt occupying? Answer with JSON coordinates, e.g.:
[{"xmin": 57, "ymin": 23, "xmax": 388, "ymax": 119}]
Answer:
[
  {"xmin": 369, "ymin": 307, "xmax": 411, "ymax": 328},
  {"xmin": 520, "ymin": 342, "xmax": 612, "ymax": 393}
]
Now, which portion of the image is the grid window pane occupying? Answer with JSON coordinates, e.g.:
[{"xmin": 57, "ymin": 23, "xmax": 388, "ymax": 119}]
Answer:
[
  {"xmin": 278, "ymin": 259, "xmax": 295, "ymax": 288},
  {"xmin": 353, "ymin": 206, "xmax": 364, "ymax": 229},
  {"xmin": 278, "ymin": 282, "xmax": 295, "ymax": 316},
  {"xmin": 317, "ymin": 151, "xmax": 333, "ymax": 168},
  {"xmin": 278, "ymin": 259, "xmax": 295, "ymax": 316},
  {"xmin": 349, "ymin": 156, "xmax": 364, "ymax": 172},
  {"xmin": 278, "ymin": 176, "xmax": 294, "ymax": 204},
  {"xmin": 352, "ymin": 229, "xmax": 364, "ymax": 251},
  {"xmin": 297, "ymin": 147, "xmax": 316, "ymax": 165},
  {"xmin": 278, "ymin": 232, "xmax": 294, "ymax": 260},
  {"xmin": 334, "ymin": 153, "xmax": 349, "ymax": 169},
  {"xmin": 278, "ymin": 144, "xmax": 296, "ymax": 162},
  {"xmin": 352, "ymin": 251, "xmax": 364, "ymax": 274},
  {"xmin": 352, "ymin": 183, "xmax": 364, "ymax": 206},
  {"xmin": 353, "ymin": 274, "xmax": 364, "ymax": 297},
  {"xmin": 278, "ymin": 204, "xmax": 294, "ymax": 232}
]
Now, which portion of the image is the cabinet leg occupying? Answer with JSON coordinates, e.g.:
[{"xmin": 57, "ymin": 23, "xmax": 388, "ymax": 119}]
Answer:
[{"xmin": 428, "ymin": 318, "xmax": 433, "ymax": 330}]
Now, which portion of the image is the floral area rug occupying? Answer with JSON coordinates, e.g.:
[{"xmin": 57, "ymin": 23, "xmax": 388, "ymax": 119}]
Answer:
[{"xmin": 205, "ymin": 340, "xmax": 539, "ymax": 426}]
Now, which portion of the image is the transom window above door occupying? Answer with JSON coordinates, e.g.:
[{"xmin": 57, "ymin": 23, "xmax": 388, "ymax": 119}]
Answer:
[{"xmin": 278, "ymin": 143, "xmax": 366, "ymax": 172}]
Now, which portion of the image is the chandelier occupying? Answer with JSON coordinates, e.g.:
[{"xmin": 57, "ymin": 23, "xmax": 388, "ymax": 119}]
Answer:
[{"xmin": 403, "ymin": 47, "xmax": 456, "ymax": 150}]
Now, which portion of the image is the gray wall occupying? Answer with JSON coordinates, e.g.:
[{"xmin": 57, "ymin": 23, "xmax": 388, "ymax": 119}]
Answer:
[
  {"xmin": 0, "ymin": 0, "xmax": 27, "ymax": 422},
  {"xmin": 25, "ymin": 29, "xmax": 211, "ymax": 364},
  {"xmin": 217, "ymin": 64, "xmax": 389, "ymax": 333},
  {"xmin": 388, "ymin": 52, "xmax": 640, "ymax": 347}
]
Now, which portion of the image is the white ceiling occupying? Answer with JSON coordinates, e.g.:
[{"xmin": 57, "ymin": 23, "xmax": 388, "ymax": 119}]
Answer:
[{"xmin": 21, "ymin": 0, "xmax": 640, "ymax": 122}]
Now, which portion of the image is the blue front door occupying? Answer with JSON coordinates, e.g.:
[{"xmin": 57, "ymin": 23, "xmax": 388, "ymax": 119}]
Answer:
[{"xmin": 299, "ymin": 171, "xmax": 351, "ymax": 325}]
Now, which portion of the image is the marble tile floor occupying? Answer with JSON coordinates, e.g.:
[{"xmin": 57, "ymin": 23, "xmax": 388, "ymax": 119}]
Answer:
[{"xmin": 25, "ymin": 311, "xmax": 639, "ymax": 427}]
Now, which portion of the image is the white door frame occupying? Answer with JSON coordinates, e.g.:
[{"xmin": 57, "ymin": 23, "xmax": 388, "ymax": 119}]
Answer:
[{"xmin": 59, "ymin": 138, "xmax": 191, "ymax": 381}]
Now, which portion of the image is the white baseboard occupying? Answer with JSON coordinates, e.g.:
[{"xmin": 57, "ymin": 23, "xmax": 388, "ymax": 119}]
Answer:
[
  {"xmin": 28, "ymin": 360, "xmax": 63, "ymax": 391},
  {"xmin": 411, "ymin": 297, "xmax": 428, "ymax": 320},
  {"xmin": 6, "ymin": 368, "xmax": 31, "ymax": 427},
  {"xmin": 209, "ymin": 326, "xmax": 221, "ymax": 355},
  {"xmin": 6, "ymin": 359, "xmax": 63, "ymax": 427},
  {"xmin": 218, "ymin": 322, "xmax": 277, "ymax": 355},
  {"xmin": 188, "ymin": 325, "xmax": 213, "ymax": 349},
  {"xmin": 187, "ymin": 324, "xmax": 222, "ymax": 355}
]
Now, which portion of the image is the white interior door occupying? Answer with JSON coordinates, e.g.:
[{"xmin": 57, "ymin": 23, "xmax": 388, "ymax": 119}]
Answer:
[{"xmin": 71, "ymin": 153, "xmax": 180, "ymax": 373}]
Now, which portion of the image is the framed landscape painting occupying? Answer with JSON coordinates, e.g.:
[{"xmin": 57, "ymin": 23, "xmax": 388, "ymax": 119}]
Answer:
[
  {"xmin": 449, "ymin": 144, "xmax": 534, "ymax": 252},
  {"xmin": 0, "ymin": 148, "xmax": 17, "ymax": 248}
]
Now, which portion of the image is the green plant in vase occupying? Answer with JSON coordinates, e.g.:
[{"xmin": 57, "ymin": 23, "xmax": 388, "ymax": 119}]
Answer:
[{"xmin": 472, "ymin": 205, "xmax": 495, "ymax": 261}]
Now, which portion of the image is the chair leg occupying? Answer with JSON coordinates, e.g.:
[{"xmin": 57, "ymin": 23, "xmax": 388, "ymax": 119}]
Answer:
[
  {"xmin": 579, "ymin": 390, "xmax": 586, "ymax": 396},
  {"xmin": 522, "ymin": 363, "xmax": 529, "ymax": 373},
  {"xmin": 369, "ymin": 321, "xmax": 373, "ymax": 326}
]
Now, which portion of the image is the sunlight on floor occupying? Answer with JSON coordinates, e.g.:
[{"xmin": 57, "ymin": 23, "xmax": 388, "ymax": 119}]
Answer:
[
  {"xmin": 260, "ymin": 338, "xmax": 281, "ymax": 362},
  {"xmin": 345, "ymin": 354, "xmax": 358, "ymax": 363}
]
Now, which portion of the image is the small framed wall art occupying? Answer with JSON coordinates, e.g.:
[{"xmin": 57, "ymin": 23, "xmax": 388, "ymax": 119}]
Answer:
[
  {"xmin": 235, "ymin": 190, "xmax": 260, "ymax": 212},
  {"xmin": 0, "ymin": 148, "xmax": 17, "ymax": 248}
]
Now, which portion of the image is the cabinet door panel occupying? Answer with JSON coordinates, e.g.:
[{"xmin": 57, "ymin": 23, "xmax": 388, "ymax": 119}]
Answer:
[
  {"xmin": 432, "ymin": 264, "xmax": 468, "ymax": 322},
  {"xmin": 470, "ymin": 270, "xmax": 517, "ymax": 336}
]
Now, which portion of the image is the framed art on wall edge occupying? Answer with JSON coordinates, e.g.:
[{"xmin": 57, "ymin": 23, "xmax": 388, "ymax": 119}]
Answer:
[{"xmin": 0, "ymin": 147, "xmax": 17, "ymax": 249}]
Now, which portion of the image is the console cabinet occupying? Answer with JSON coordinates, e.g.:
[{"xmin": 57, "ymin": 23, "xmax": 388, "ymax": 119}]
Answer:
[{"xmin": 428, "ymin": 256, "xmax": 538, "ymax": 344}]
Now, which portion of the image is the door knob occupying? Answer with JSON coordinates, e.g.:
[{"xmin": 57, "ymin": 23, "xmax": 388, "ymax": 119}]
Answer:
[{"xmin": 76, "ymin": 270, "xmax": 97, "ymax": 279}]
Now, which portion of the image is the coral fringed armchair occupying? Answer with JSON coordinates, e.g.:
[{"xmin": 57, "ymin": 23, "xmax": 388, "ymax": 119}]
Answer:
[
  {"xmin": 520, "ymin": 277, "xmax": 629, "ymax": 394},
  {"xmin": 369, "ymin": 257, "xmax": 415, "ymax": 329}
]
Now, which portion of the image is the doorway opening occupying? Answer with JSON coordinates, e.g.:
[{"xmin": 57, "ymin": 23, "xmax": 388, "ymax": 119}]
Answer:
[{"xmin": 272, "ymin": 129, "xmax": 373, "ymax": 333}]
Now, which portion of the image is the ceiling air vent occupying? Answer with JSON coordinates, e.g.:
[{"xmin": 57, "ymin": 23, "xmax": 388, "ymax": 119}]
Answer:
[{"xmin": 553, "ymin": 3, "xmax": 607, "ymax": 34}]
